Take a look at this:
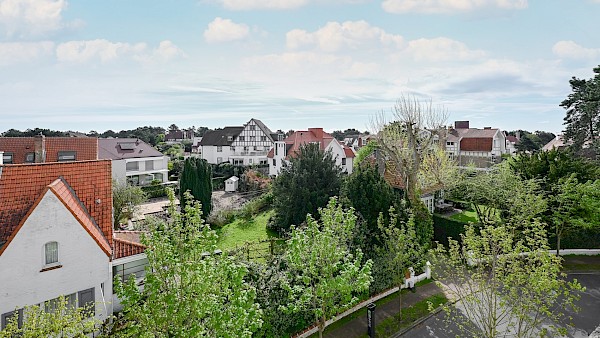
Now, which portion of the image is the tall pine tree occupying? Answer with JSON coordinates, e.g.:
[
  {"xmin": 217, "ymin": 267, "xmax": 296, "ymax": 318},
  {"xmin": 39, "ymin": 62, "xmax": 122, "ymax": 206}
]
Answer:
[{"xmin": 180, "ymin": 157, "xmax": 213, "ymax": 218}]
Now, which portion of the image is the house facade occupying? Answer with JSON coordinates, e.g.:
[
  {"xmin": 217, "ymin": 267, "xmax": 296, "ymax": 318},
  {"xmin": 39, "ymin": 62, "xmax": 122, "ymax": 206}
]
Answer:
[
  {"xmin": 446, "ymin": 121, "xmax": 508, "ymax": 169},
  {"xmin": 267, "ymin": 128, "xmax": 355, "ymax": 176},
  {"xmin": 200, "ymin": 119, "xmax": 280, "ymax": 165},
  {"xmin": 98, "ymin": 138, "xmax": 169, "ymax": 186}
]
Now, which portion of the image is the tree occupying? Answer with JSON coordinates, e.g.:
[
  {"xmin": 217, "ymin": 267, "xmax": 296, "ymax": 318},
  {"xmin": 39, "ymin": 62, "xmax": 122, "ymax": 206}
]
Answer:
[
  {"xmin": 353, "ymin": 139, "xmax": 378, "ymax": 168},
  {"xmin": 552, "ymin": 175, "xmax": 600, "ymax": 254},
  {"xmin": 179, "ymin": 157, "xmax": 212, "ymax": 218},
  {"xmin": 0, "ymin": 296, "xmax": 101, "ymax": 337},
  {"xmin": 283, "ymin": 198, "xmax": 372, "ymax": 338},
  {"xmin": 373, "ymin": 95, "xmax": 454, "ymax": 207},
  {"xmin": 561, "ymin": 65, "xmax": 600, "ymax": 151},
  {"xmin": 375, "ymin": 208, "xmax": 423, "ymax": 320},
  {"xmin": 112, "ymin": 181, "xmax": 147, "ymax": 228},
  {"xmin": 271, "ymin": 143, "xmax": 342, "ymax": 232},
  {"xmin": 515, "ymin": 132, "xmax": 541, "ymax": 152},
  {"xmin": 431, "ymin": 221, "xmax": 583, "ymax": 338},
  {"xmin": 115, "ymin": 190, "xmax": 262, "ymax": 337}
]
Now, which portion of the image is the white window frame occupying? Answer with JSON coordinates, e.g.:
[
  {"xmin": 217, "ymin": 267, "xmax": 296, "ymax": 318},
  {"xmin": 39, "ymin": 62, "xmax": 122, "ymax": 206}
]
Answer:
[
  {"xmin": 217, "ymin": 146, "xmax": 223, "ymax": 153},
  {"xmin": 44, "ymin": 241, "xmax": 59, "ymax": 266}
]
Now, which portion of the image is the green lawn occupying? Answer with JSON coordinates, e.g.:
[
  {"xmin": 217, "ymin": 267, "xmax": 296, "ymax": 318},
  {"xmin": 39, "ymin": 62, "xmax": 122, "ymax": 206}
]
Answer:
[
  {"xmin": 561, "ymin": 254, "xmax": 600, "ymax": 271},
  {"xmin": 449, "ymin": 209, "xmax": 478, "ymax": 223},
  {"xmin": 216, "ymin": 209, "xmax": 277, "ymax": 250}
]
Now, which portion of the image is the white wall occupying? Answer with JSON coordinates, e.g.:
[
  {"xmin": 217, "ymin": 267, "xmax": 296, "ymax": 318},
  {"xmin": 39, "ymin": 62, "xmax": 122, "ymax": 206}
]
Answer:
[
  {"xmin": 201, "ymin": 145, "xmax": 231, "ymax": 164},
  {"xmin": 325, "ymin": 141, "xmax": 353, "ymax": 175},
  {"xmin": 123, "ymin": 156, "xmax": 169, "ymax": 184},
  {"xmin": 0, "ymin": 190, "xmax": 112, "ymax": 322},
  {"xmin": 269, "ymin": 142, "xmax": 287, "ymax": 176}
]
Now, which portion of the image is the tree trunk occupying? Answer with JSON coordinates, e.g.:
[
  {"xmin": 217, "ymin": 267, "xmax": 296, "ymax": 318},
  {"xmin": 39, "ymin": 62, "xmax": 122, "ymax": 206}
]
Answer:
[{"xmin": 556, "ymin": 226, "xmax": 561, "ymax": 256}]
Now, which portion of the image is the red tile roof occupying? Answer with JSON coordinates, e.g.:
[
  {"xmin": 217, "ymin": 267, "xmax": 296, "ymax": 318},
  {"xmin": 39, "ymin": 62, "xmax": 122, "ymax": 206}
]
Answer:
[
  {"xmin": 113, "ymin": 237, "xmax": 146, "ymax": 259},
  {"xmin": 0, "ymin": 137, "xmax": 98, "ymax": 164},
  {"xmin": 0, "ymin": 160, "xmax": 113, "ymax": 254},
  {"xmin": 267, "ymin": 128, "xmax": 355, "ymax": 158},
  {"xmin": 506, "ymin": 135, "xmax": 519, "ymax": 143}
]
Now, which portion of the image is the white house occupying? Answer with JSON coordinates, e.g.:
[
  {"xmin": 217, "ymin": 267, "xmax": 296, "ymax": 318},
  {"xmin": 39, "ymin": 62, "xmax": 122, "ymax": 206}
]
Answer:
[
  {"xmin": 445, "ymin": 121, "xmax": 509, "ymax": 169},
  {"xmin": 98, "ymin": 138, "xmax": 169, "ymax": 186},
  {"xmin": 267, "ymin": 128, "xmax": 355, "ymax": 176},
  {"xmin": 200, "ymin": 119, "xmax": 281, "ymax": 165},
  {"xmin": 0, "ymin": 161, "xmax": 116, "ymax": 328}
]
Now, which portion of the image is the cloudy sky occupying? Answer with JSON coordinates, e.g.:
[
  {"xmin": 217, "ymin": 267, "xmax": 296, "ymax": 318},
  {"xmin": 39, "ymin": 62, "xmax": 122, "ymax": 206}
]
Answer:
[{"xmin": 1, "ymin": 0, "xmax": 599, "ymax": 134}]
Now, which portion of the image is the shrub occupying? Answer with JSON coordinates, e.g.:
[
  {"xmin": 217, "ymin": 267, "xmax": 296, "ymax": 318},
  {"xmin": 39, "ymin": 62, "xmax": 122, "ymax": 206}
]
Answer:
[{"xmin": 432, "ymin": 214, "xmax": 467, "ymax": 247}]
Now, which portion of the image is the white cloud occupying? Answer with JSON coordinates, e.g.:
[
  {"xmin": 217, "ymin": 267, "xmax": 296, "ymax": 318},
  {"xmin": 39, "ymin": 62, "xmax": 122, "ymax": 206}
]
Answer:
[
  {"xmin": 0, "ymin": 40, "xmax": 53, "ymax": 65},
  {"xmin": 552, "ymin": 40, "xmax": 600, "ymax": 60},
  {"xmin": 204, "ymin": 17, "xmax": 249, "ymax": 43},
  {"xmin": 286, "ymin": 20, "xmax": 403, "ymax": 52},
  {"xmin": 382, "ymin": 0, "xmax": 528, "ymax": 14},
  {"xmin": 216, "ymin": 0, "xmax": 309, "ymax": 10},
  {"xmin": 150, "ymin": 40, "xmax": 187, "ymax": 61},
  {"xmin": 0, "ymin": 0, "xmax": 67, "ymax": 37},
  {"xmin": 56, "ymin": 39, "xmax": 147, "ymax": 63},
  {"xmin": 405, "ymin": 37, "xmax": 486, "ymax": 61}
]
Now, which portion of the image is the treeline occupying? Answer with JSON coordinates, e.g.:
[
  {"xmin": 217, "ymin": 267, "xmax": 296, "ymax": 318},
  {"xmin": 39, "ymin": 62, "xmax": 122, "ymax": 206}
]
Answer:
[{"xmin": 506, "ymin": 130, "xmax": 555, "ymax": 152}]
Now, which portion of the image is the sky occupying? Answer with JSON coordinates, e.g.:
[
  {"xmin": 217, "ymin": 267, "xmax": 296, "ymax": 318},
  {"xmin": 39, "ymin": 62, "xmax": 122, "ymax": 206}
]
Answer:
[{"xmin": 1, "ymin": 0, "xmax": 599, "ymax": 134}]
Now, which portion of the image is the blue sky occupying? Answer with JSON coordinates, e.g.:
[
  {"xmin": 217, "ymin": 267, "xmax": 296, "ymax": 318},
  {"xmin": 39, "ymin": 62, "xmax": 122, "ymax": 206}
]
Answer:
[{"xmin": 1, "ymin": 0, "xmax": 599, "ymax": 134}]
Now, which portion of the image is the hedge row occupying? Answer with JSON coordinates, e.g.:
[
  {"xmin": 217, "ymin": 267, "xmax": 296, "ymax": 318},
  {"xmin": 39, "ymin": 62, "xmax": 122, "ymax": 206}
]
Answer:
[{"xmin": 433, "ymin": 214, "xmax": 467, "ymax": 247}]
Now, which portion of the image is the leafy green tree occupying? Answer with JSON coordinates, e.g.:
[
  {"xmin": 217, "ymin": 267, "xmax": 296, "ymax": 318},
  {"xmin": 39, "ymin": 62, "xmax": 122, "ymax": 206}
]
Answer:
[
  {"xmin": 179, "ymin": 157, "xmax": 212, "ymax": 218},
  {"xmin": 112, "ymin": 181, "xmax": 148, "ymax": 228},
  {"xmin": 375, "ymin": 208, "xmax": 423, "ymax": 320},
  {"xmin": 271, "ymin": 143, "xmax": 342, "ymax": 232},
  {"xmin": 341, "ymin": 161, "xmax": 402, "ymax": 254},
  {"xmin": 283, "ymin": 198, "xmax": 372, "ymax": 338},
  {"xmin": 515, "ymin": 132, "xmax": 542, "ymax": 152},
  {"xmin": 560, "ymin": 65, "xmax": 600, "ymax": 151},
  {"xmin": 431, "ymin": 221, "xmax": 583, "ymax": 338},
  {"xmin": 115, "ymin": 190, "xmax": 262, "ymax": 337},
  {"xmin": 353, "ymin": 139, "xmax": 378, "ymax": 168},
  {"xmin": 552, "ymin": 175, "xmax": 600, "ymax": 254},
  {"xmin": 0, "ymin": 296, "xmax": 101, "ymax": 338}
]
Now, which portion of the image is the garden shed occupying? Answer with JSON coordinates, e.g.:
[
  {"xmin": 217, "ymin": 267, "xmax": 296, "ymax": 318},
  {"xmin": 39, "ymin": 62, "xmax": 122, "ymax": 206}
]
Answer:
[{"xmin": 225, "ymin": 176, "xmax": 239, "ymax": 192}]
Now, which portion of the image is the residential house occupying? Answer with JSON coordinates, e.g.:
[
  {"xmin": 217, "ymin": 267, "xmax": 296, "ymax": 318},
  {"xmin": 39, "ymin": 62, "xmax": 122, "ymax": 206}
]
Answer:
[
  {"xmin": 542, "ymin": 134, "xmax": 568, "ymax": 151},
  {"xmin": 267, "ymin": 128, "xmax": 355, "ymax": 176},
  {"xmin": 344, "ymin": 134, "xmax": 374, "ymax": 151},
  {"xmin": 505, "ymin": 134, "xmax": 519, "ymax": 154},
  {"xmin": 446, "ymin": 121, "xmax": 508, "ymax": 169},
  {"xmin": 191, "ymin": 137, "xmax": 202, "ymax": 155},
  {"xmin": 98, "ymin": 138, "xmax": 169, "ymax": 186},
  {"xmin": 165, "ymin": 128, "xmax": 193, "ymax": 144},
  {"xmin": 0, "ymin": 160, "xmax": 114, "ymax": 327},
  {"xmin": 0, "ymin": 135, "xmax": 98, "ymax": 164},
  {"xmin": 200, "ymin": 119, "xmax": 280, "ymax": 165}
]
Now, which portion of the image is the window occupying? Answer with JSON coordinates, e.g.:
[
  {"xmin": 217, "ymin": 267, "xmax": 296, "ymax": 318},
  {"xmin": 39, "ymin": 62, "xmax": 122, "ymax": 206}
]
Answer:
[
  {"xmin": 249, "ymin": 125, "xmax": 256, "ymax": 131},
  {"xmin": 446, "ymin": 142, "xmax": 454, "ymax": 146},
  {"xmin": 45, "ymin": 241, "xmax": 59, "ymax": 265},
  {"xmin": 217, "ymin": 146, "xmax": 223, "ymax": 152},
  {"xmin": 57, "ymin": 151, "xmax": 76, "ymax": 162},
  {"xmin": 341, "ymin": 158, "xmax": 347, "ymax": 165},
  {"xmin": 243, "ymin": 146, "xmax": 249, "ymax": 151},
  {"xmin": 78, "ymin": 288, "xmax": 95, "ymax": 317},
  {"xmin": 230, "ymin": 146, "xmax": 235, "ymax": 151},
  {"xmin": 2, "ymin": 309, "xmax": 23, "ymax": 329},
  {"xmin": 239, "ymin": 136, "xmax": 245, "ymax": 141},
  {"xmin": 145, "ymin": 160, "xmax": 154, "ymax": 170},
  {"xmin": 126, "ymin": 161, "xmax": 139, "ymax": 171},
  {"xmin": 261, "ymin": 136, "xmax": 267, "ymax": 142},
  {"xmin": 272, "ymin": 159, "xmax": 276, "ymax": 166},
  {"xmin": 249, "ymin": 159, "xmax": 253, "ymax": 164},
  {"xmin": 227, "ymin": 136, "xmax": 233, "ymax": 141},
  {"xmin": 2, "ymin": 152, "xmax": 13, "ymax": 164},
  {"xmin": 250, "ymin": 136, "xmax": 255, "ymax": 141},
  {"xmin": 275, "ymin": 145, "xmax": 278, "ymax": 156},
  {"xmin": 45, "ymin": 293, "xmax": 76, "ymax": 313},
  {"xmin": 25, "ymin": 152, "xmax": 35, "ymax": 163},
  {"xmin": 254, "ymin": 146, "xmax": 259, "ymax": 151},
  {"xmin": 217, "ymin": 157, "xmax": 222, "ymax": 163},
  {"xmin": 260, "ymin": 159, "xmax": 268, "ymax": 165}
]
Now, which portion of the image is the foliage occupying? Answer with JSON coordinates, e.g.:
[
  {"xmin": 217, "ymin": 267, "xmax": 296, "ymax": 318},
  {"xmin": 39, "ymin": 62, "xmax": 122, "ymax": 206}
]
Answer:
[
  {"xmin": 99, "ymin": 126, "xmax": 166, "ymax": 146},
  {"xmin": 115, "ymin": 190, "xmax": 262, "ymax": 337},
  {"xmin": 179, "ymin": 157, "xmax": 213, "ymax": 218},
  {"xmin": 432, "ymin": 214, "xmax": 467, "ymax": 247},
  {"xmin": 112, "ymin": 180, "xmax": 148, "ymax": 228},
  {"xmin": 270, "ymin": 143, "xmax": 342, "ymax": 233},
  {"xmin": 330, "ymin": 128, "xmax": 366, "ymax": 141},
  {"xmin": 341, "ymin": 161, "xmax": 403, "ymax": 257},
  {"xmin": 168, "ymin": 158, "xmax": 184, "ymax": 181},
  {"xmin": 140, "ymin": 181, "xmax": 168, "ymax": 198},
  {"xmin": 1, "ymin": 128, "xmax": 68, "ymax": 137},
  {"xmin": 375, "ymin": 293, "xmax": 447, "ymax": 337},
  {"xmin": 216, "ymin": 210, "xmax": 276, "ymax": 250},
  {"xmin": 240, "ymin": 169, "xmax": 271, "ymax": 192},
  {"xmin": 552, "ymin": 175, "xmax": 600, "ymax": 254},
  {"xmin": 375, "ymin": 207, "xmax": 424, "ymax": 318},
  {"xmin": 0, "ymin": 296, "xmax": 101, "ymax": 337},
  {"xmin": 431, "ymin": 221, "xmax": 584, "ymax": 338},
  {"xmin": 283, "ymin": 198, "xmax": 372, "ymax": 338},
  {"xmin": 353, "ymin": 139, "xmax": 378, "ymax": 168},
  {"xmin": 560, "ymin": 65, "xmax": 600, "ymax": 152}
]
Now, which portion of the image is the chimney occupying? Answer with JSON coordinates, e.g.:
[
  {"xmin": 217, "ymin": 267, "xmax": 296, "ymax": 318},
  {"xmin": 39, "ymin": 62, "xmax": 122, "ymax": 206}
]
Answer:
[
  {"xmin": 34, "ymin": 133, "xmax": 46, "ymax": 163},
  {"xmin": 455, "ymin": 121, "xmax": 469, "ymax": 129},
  {"xmin": 516, "ymin": 131, "xmax": 521, "ymax": 140},
  {"xmin": 308, "ymin": 128, "xmax": 324, "ymax": 139}
]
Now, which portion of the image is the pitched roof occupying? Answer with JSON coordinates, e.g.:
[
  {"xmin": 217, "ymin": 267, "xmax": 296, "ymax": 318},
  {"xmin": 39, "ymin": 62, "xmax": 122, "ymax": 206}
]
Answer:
[
  {"xmin": 0, "ymin": 160, "xmax": 113, "ymax": 252},
  {"xmin": 113, "ymin": 237, "xmax": 146, "ymax": 259},
  {"xmin": 98, "ymin": 138, "xmax": 164, "ymax": 160},
  {"xmin": 0, "ymin": 137, "xmax": 98, "ymax": 164},
  {"xmin": 250, "ymin": 119, "xmax": 275, "ymax": 141},
  {"xmin": 267, "ymin": 128, "xmax": 355, "ymax": 159},
  {"xmin": 199, "ymin": 127, "xmax": 244, "ymax": 146},
  {"xmin": 506, "ymin": 135, "xmax": 519, "ymax": 143}
]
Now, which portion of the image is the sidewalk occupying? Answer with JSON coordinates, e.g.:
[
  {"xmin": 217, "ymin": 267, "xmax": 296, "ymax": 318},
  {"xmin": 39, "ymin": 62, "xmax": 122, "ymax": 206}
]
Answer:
[{"xmin": 324, "ymin": 282, "xmax": 443, "ymax": 338}]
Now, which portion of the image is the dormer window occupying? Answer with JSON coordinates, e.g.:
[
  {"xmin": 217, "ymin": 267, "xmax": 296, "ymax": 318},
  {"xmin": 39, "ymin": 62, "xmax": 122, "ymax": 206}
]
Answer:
[
  {"xmin": 2, "ymin": 152, "xmax": 13, "ymax": 164},
  {"xmin": 45, "ymin": 241, "xmax": 59, "ymax": 265},
  {"xmin": 25, "ymin": 152, "xmax": 35, "ymax": 163},
  {"xmin": 57, "ymin": 151, "xmax": 76, "ymax": 162},
  {"xmin": 227, "ymin": 136, "xmax": 233, "ymax": 142}
]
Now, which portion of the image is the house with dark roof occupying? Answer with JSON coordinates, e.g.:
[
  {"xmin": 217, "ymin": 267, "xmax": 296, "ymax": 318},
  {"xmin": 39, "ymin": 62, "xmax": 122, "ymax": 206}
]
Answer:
[
  {"xmin": 98, "ymin": 138, "xmax": 169, "ymax": 186},
  {"xmin": 445, "ymin": 121, "xmax": 508, "ymax": 169},
  {"xmin": 267, "ymin": 128, "xmax": 355, "ymax": 176},
  {"xmin": 0, "ymin": 134, "xmax": 98, "ymax": 164},
  {"xmin": 200, "ymin": 119, "xmax": 281, "ymax": 165},
  {"xmin": 0, "ymin": 160, "xmax": 147, "ymax": 325}
]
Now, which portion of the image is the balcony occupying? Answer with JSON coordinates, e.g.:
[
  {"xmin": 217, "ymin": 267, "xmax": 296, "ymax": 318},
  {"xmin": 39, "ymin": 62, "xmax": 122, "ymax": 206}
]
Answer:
[{"xmin": 231, "ymin": 151, "xmax": 269, "ymax": 157}]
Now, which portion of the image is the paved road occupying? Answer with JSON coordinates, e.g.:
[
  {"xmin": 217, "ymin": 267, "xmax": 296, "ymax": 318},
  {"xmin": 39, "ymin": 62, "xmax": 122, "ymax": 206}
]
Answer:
[{"xmin": 400, "ymin": 271, "xmax": 600, "ymax": 337}]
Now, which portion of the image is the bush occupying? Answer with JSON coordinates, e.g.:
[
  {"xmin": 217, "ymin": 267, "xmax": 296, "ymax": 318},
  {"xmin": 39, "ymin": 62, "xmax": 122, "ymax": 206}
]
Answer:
[
  {"xmin": 141, "ymin": 184, "xmax": 167, "ymax": 199},
  {"xmin": 207, "ymin": 208, "xmax": 238, "ymax": 228},
  {"xmin": 433, "ymin": 214, "xmax": 467, "ymax": 247}
]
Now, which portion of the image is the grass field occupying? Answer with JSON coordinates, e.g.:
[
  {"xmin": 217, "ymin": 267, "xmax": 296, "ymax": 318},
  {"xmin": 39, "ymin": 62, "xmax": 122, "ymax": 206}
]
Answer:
[
  {"xmin": 216, "ymin": 209, "xmax": 277, "ymax": 250},
  {"xmin": 449, "ymin": 209, "xmax": 478, "ymax": 223}
]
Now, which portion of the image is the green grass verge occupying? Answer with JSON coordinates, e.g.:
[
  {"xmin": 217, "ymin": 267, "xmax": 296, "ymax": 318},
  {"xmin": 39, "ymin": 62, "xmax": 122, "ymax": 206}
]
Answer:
[
  {"xmin": 216, "ymin": 210, "xmax": 276, "ymax": 250},
  {"xmin": 307, "ymin": 279, "xmax": 434, "ymax": 338},
  {"xmin": 363, "ymin": 293, "xmax": 448, "ymax": 338},
  {"xmin": 561, "ymin": 254, "xmax": 600, "ymax": 271},
  {"xmin": 449, "ymin": 209, "xmax": 478, "ymax": 223}
]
